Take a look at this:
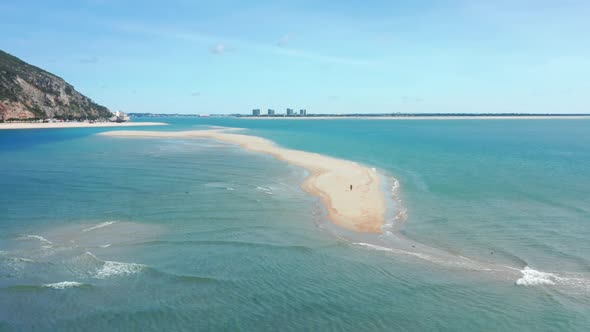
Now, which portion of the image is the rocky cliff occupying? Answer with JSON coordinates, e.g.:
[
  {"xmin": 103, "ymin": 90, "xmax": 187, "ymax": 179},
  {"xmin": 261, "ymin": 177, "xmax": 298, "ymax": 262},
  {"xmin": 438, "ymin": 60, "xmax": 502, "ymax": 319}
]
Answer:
[{"xmin": 0, "ymin": 50, "xmax": 112, "ymax": 121}]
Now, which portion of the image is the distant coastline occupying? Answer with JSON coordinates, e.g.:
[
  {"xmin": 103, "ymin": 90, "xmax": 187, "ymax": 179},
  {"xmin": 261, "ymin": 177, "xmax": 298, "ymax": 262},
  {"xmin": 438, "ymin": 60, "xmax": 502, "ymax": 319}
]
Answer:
[
  {"xmin": 241, "ymin": 115, "xmax": 590, "ymax": 120},
  {"xmin": 128, "ymin": 112, "xmax": 590, "ymax": 120},
  {"xmin": 0, "ymin": 122, "xmax": 167, "ymax": 130}
]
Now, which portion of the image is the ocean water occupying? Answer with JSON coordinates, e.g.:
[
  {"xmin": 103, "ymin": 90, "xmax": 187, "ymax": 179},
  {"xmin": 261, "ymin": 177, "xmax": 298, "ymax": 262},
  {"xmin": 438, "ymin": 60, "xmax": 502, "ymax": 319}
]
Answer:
[{"xmin": 1, "ymin": 118, "xmax": 589, "ymax": 331}]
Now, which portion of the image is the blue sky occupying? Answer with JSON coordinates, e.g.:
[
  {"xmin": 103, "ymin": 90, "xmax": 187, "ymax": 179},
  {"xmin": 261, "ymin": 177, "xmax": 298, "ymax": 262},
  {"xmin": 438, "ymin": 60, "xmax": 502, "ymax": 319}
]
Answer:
[{"xmin": 2, "ymin": 0, "xmax": 589, "ymax": 114}]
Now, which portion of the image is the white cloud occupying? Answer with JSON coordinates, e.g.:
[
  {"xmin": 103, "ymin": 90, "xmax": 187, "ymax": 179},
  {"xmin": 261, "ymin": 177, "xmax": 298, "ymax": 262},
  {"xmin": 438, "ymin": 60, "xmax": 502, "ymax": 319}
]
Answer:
[
  {"xmin": 110, "ymin": 21, "xmax": 376, "ymax": 66},
  {"xmin": 210, "ymin": 43, "xmax": 227, "ymax": 55},
  {"xmin": 276, "ymin": 34, "xmax": 291, "ymax": 47}
]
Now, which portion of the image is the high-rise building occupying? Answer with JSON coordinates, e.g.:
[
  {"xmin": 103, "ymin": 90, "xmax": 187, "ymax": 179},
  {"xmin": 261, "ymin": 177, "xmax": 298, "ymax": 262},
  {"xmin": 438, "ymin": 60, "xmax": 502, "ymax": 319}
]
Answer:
[
  {"xmin": 286, "ymin": 108, "xmax": 294, "ymax": 116},
  {"xmin": 252, "ymin": 109, "xmax": 261, "ymax": 116},
  {"xmin": 299, "ymin": 109, "xmax": 307, "ymax": 116},
  {"xmin": 267, "ymin": 109, "xmax": 275, "ymax": 115}
]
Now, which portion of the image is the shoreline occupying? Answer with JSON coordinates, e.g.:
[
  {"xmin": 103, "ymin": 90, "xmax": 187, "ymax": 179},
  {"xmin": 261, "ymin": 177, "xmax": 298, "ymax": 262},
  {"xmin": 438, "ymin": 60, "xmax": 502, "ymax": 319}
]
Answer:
[
  {"xmin": 99, "ymin": 128, "xmax": 386, "ymax": 233},
  {"xmin": 0, "ymin": 122, "xmax": 168, "ymax": 130},
  {"xmin": 240, "ymin": 115, "xmax": 590, "ymax": 120}
]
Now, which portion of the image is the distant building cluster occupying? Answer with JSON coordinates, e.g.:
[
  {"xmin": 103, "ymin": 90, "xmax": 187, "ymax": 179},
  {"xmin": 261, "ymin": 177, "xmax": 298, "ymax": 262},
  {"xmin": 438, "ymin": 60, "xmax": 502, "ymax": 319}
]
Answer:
[{"xmin": 251, "ymin": 108, "xmax": 308, "ymax": 117}]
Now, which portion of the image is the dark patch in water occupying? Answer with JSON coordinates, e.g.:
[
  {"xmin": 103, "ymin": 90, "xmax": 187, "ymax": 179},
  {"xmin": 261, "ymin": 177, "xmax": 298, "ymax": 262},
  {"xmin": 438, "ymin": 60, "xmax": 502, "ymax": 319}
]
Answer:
[
  {"xmin": 173, "ymin": 275, "xmax": 220, "ymax": 284},
  {"xmin": 3, "ymin": 283, "xmax": 93, "ymax": 292}
]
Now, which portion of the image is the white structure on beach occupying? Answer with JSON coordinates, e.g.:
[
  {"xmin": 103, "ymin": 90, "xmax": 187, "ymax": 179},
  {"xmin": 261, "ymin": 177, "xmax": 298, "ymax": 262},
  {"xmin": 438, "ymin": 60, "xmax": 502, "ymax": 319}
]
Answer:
[{"xmin": 109, "ymin": 111, "xmax": 130, "ymax": 122}]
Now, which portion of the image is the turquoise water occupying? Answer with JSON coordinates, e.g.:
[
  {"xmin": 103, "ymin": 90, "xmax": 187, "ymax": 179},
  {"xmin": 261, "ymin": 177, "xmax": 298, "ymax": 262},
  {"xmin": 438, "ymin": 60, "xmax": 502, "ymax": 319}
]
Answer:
[{"xmin": 1, "ymin": 118, "xmax": 589, "ymax": 331}]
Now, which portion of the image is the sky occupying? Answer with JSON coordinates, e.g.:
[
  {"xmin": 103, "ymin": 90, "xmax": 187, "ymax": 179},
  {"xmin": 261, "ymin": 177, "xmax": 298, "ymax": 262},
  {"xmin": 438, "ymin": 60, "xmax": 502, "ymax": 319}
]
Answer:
[{"xmin": 1, "ymin": 0, "xmax": 589, "ymax": 114}]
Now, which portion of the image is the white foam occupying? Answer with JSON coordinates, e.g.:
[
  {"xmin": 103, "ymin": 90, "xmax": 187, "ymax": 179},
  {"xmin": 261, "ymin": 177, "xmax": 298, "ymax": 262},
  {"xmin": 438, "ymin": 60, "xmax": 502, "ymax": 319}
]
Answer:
[
  {"xmin": 355, "ymin": 242, "xmax": 394, "ymax": 252},
  {"xmin": 83, "ymin": 221, "xmax": 116, "ymax": 232},
  {"xmin": 17, "ymin": 234, "xmax": 52, "ymax": 244},
  {"xmin": 14, "ymin": 257, "xmax": 35, "ymax": 263},
  {"xmin": 80, "ymin": 251, "xmax": 145, "ymax": 279},
  {"xmin": 516, "ymin": 267, "xmax": 558, "ymax": 286},
  {"xmin": 4, "ymin": 257, "xmax": 36, "ymax": 272},
  {"xmin": 99, "ymin": 244, "xmax": 111, "ymax": 248},
  {"xmin": 85, "ymin": 251, "xmax": 99, "ymax": 259},
  {"xmin": 393, "ymin": 209, "xmax": 408, "ymax": 222},
  {"xmin": 43, "ymin": 281, "xmax": 85, "ymax": 289},
  {"xmin": 354, "ymin": 242, "xmax": 434, "ymax": 261},
  {"xmin": 94, "ymin": 260, "xmax": 145, "ymax": 279},
  {"xmin": 226, "ymin": 187, "xmax": 235, "ymax": 191}
]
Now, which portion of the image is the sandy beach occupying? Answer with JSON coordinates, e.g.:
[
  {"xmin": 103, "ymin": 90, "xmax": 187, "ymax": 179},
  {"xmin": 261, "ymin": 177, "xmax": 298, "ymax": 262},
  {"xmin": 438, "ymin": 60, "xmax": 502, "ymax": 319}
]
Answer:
[
  {"xmin": 100, "ymin": 128, "xmax": 386, "ymax": 233},
  {"xmin": 0, "ymin": 122, "xmax": 167, "ymax": 130}
]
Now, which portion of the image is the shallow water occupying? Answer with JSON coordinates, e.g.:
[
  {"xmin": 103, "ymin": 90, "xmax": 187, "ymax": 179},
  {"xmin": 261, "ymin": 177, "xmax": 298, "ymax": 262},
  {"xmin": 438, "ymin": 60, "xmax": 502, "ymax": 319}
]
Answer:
[{"xmin": 1, "ymin": 118, "xmax": 589, "ymax": 331}]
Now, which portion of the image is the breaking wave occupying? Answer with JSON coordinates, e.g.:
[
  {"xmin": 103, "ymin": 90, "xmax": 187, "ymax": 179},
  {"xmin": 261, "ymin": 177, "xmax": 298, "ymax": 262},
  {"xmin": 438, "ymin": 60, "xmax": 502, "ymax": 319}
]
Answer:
[
  {"xmin": 516, "ymin": 267, "xmax": 557, "ymax": 286},
  {"xmin": 256, "ymin": 186, "xmax": 274, "ymax": 195},
  {"xmin": 95, "ymin": 260, "xmax": 145, "ymax": 279},
  {"xmin": 515, "ymin": 267, "xmax": 590, "ymax": 291},
  {"xmin": 380, "ymin": 174, "xmax": 408, "ymax": 233},
  {"xmin": 17, "ymin": 234, "xmax": 52, "ymax": 244},
  {"xmin": 42, "ymin": 281, "xmax": 87, "ymax": 289},
  {"xmin": 83, "ymin": 252, "xmax": 145, "ymax": 279}
]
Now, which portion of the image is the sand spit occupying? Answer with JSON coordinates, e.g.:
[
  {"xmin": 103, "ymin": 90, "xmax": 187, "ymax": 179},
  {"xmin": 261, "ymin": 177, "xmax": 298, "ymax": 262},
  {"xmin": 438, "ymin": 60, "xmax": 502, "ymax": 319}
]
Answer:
[{"xmin": 100, "ymin": 128, "xmax": 386, "ymax": 233}]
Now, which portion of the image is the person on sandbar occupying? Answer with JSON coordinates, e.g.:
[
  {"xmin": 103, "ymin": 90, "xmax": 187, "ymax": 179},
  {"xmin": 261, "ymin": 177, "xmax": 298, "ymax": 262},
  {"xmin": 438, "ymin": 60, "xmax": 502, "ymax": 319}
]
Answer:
[{"xmin": 350, "ymin": 184, "xmax": 353, "ymax": 191}]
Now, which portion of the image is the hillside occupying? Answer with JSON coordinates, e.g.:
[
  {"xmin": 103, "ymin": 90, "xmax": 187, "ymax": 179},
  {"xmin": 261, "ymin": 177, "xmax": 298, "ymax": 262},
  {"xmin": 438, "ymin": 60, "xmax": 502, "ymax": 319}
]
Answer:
[{"xmin": 0, "ymin": 50, "xmax": 112, "ymax": 121}]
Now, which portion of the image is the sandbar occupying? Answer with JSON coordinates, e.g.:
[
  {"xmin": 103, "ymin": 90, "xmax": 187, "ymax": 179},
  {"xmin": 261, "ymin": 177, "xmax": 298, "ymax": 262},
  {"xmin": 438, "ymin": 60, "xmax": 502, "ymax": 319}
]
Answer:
[{"xmin": 100, "ymin": 128, "xmax": 386, "ymax": 233}]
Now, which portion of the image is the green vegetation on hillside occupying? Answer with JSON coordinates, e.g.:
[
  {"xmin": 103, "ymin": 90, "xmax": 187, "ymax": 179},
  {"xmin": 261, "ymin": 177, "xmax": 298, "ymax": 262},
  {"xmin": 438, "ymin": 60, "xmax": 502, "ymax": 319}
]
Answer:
[{"xmin": 0, "ymin": 49, "xmax": 112, "ymax": 120}]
